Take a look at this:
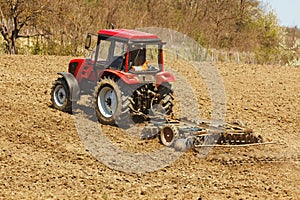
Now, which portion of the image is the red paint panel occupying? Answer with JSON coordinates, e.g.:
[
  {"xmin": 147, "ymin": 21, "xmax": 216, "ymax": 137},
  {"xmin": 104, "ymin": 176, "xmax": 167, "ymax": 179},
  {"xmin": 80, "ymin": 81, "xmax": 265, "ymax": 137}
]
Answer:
[
  {"xmin": 155, "ymin": 71, "xmax": 175, "ymax": 86},
  {"xmin": 69, "ymin": 58, "xmax": 95, "ymax": 84}
]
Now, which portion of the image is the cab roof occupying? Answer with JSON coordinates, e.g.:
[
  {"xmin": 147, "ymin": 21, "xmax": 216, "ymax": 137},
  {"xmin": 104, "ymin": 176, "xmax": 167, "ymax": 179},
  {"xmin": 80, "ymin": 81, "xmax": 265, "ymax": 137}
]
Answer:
[{"xmin": 98, "ymin": 29, "xmax": 161, "ymax": 43}]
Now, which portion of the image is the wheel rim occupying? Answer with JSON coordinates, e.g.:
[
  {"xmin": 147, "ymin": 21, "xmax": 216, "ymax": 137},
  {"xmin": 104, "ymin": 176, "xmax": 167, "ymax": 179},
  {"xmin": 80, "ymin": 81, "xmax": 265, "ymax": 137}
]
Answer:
[
  {"xmin": 53, "ymin": 85, "xmax": 67, "ymax": 107},
  {"xmin": 97, "ymin": 86, "xmax": 118, "ymax": 118}
]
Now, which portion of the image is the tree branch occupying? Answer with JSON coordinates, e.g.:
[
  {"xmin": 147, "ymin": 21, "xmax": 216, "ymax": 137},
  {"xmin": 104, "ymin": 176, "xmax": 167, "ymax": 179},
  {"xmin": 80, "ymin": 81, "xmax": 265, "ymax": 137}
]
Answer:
[{"xmin": 17, "ymin": 32, "xmax": 51, "ymax": 38}]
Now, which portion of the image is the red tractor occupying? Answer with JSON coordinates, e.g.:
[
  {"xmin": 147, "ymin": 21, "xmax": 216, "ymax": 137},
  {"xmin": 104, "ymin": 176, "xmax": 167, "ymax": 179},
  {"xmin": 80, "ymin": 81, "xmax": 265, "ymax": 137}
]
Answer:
[{"xmin": 51, "ymin": 29, "xmax": 175, "ymax": 126}]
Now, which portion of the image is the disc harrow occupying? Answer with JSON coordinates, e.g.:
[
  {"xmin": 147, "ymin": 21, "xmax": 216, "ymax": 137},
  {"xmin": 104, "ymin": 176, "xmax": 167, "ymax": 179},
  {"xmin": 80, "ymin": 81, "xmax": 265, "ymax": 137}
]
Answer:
[{"xmin": 141, "ymin": 118, "xmax": 272, "ymax": 152}]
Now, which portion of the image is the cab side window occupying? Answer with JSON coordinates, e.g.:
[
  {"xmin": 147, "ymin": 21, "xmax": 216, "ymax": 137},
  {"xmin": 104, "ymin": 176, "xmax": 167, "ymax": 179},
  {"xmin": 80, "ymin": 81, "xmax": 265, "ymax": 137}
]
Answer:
[
  {"xmin": 98, "ymin": 40, "xmax": 111, "ymax": 61},
  {"xmin": 109, "ymin": 41, "xmax": 127, "ymax": 70}
]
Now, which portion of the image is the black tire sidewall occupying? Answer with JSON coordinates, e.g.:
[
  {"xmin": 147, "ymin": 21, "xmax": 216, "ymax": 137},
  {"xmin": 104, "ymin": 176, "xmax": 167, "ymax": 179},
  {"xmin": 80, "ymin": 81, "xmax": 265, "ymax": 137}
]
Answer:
[
  {"xmin": 51, "ymin": 78, "xmax": 72, "ymax": 113},
  {"xmin": 157, "ymin": 83, "xmax": 174, "ymax": 115}
]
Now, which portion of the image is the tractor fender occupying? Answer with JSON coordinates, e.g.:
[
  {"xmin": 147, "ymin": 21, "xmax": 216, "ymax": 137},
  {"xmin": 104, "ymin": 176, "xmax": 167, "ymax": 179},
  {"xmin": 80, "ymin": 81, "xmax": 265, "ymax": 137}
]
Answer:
[
  {"xmin": 99, "ymin": 69, "xmax": 140, "ymax": 84},
  {"xmin": 156, "ymin": 71, "xmax": 175, "ymax": 86},
  {"xmin": 57, "ymin": 72, "xmax": 80, "ymax": 101}
]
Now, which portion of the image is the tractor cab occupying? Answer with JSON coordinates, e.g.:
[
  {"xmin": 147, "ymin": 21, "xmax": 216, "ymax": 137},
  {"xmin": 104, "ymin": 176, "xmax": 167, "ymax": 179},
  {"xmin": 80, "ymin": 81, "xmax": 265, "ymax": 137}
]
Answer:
[{"xmin": 85, "ymin": 29, "xmax": 164, "ymax": 73}]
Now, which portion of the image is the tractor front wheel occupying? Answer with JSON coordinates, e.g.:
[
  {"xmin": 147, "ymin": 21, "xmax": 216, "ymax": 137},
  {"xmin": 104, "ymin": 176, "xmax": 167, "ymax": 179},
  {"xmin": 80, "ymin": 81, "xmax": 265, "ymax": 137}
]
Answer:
[{"xmin": 51, "ymin": 77, "xmax": 72, "ymax": 113}]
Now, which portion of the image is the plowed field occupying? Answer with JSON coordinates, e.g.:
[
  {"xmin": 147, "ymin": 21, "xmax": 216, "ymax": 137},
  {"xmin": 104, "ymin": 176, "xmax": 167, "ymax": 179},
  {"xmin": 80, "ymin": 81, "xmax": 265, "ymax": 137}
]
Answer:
[{"xmin": 0, "ymin": 55, "xmax": 299, "ymax": 199}]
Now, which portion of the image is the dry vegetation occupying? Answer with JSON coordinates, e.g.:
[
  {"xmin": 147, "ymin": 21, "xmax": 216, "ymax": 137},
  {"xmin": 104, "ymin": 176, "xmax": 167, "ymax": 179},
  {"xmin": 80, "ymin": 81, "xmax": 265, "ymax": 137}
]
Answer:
[{"xmin": 0, "ymin": 0, "xmax": 299, "ymax": 64}]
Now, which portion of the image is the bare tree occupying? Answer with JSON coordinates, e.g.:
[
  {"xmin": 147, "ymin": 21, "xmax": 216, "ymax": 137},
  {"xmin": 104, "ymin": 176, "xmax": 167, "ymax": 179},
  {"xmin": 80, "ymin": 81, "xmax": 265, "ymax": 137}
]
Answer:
[{"xmin": 0, "ymin": 0, "xmax": 51, "ymax": 54}]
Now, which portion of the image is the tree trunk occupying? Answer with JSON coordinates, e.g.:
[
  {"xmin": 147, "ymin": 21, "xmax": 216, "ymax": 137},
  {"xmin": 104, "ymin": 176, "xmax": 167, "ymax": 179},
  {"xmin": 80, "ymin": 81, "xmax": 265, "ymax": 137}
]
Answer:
[
  {"xmin": 11, "ymin": 30, "xmax": 18, "ymax": 54},
  {"xmin": 9, "ymin": 42, "xmax": 16, "ymax": 54},
  {"xmin": 6, "ymin": 33, "xmax": 18, "ymax": 54}
]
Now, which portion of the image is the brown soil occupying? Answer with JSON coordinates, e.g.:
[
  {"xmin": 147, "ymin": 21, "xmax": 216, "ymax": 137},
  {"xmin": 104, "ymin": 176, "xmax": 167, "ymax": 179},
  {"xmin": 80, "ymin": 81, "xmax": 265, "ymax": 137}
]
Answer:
[{"xmin": 0, "ymin": 55, "xmax": 299, "ymax": 199}]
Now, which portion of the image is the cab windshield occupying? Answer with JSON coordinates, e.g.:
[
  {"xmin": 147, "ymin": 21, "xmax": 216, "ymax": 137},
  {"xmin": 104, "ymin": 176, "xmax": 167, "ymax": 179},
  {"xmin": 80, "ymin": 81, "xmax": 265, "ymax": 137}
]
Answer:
[{"xmin": 128, "ymin": 43, "xmax": 160, "ymax": 72}]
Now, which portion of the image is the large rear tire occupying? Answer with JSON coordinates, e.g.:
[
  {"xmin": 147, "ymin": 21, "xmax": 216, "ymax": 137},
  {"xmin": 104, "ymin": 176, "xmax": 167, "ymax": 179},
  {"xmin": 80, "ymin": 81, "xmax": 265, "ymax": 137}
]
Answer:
[
  {"xmin": 51, "ymin": 77, "xmax": 72, "ymax": 113},
  {"xmin": 158, "ymin": 83, "xmax": 174, "ymax": 115},
  {"xmin": 94, "ymin": 77, "xmax": 132, "ymax": 126}
]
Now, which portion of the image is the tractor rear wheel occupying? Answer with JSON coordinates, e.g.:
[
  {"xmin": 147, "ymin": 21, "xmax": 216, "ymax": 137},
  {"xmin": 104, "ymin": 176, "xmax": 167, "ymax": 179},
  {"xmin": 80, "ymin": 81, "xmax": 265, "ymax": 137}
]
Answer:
[
  {"xmin": 158, "ymin": 83, "xmax": 174, "ymax": 115},
  {"xmin": 51, "ymin": 77, "xmax": 72, "ymax": 113},
  {"xmin": 94, "ymin": 77, "xmax": 132, "ymax": 126}
]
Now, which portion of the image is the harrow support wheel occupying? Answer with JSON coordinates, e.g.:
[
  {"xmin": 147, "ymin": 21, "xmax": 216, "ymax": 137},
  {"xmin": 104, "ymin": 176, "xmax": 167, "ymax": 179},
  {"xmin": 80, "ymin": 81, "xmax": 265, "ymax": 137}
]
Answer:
[{"xmin": 159, "ymin": 125, "xmax": 178, "ymax": 146}]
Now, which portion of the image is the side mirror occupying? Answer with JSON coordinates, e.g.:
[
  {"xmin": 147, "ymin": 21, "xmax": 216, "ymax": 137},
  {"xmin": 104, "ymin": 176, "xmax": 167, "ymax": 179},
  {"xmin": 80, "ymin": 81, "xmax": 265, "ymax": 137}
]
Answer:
[{"xmin": 85, "ymin": 34, "xmax": 92, "ymax": 50}]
